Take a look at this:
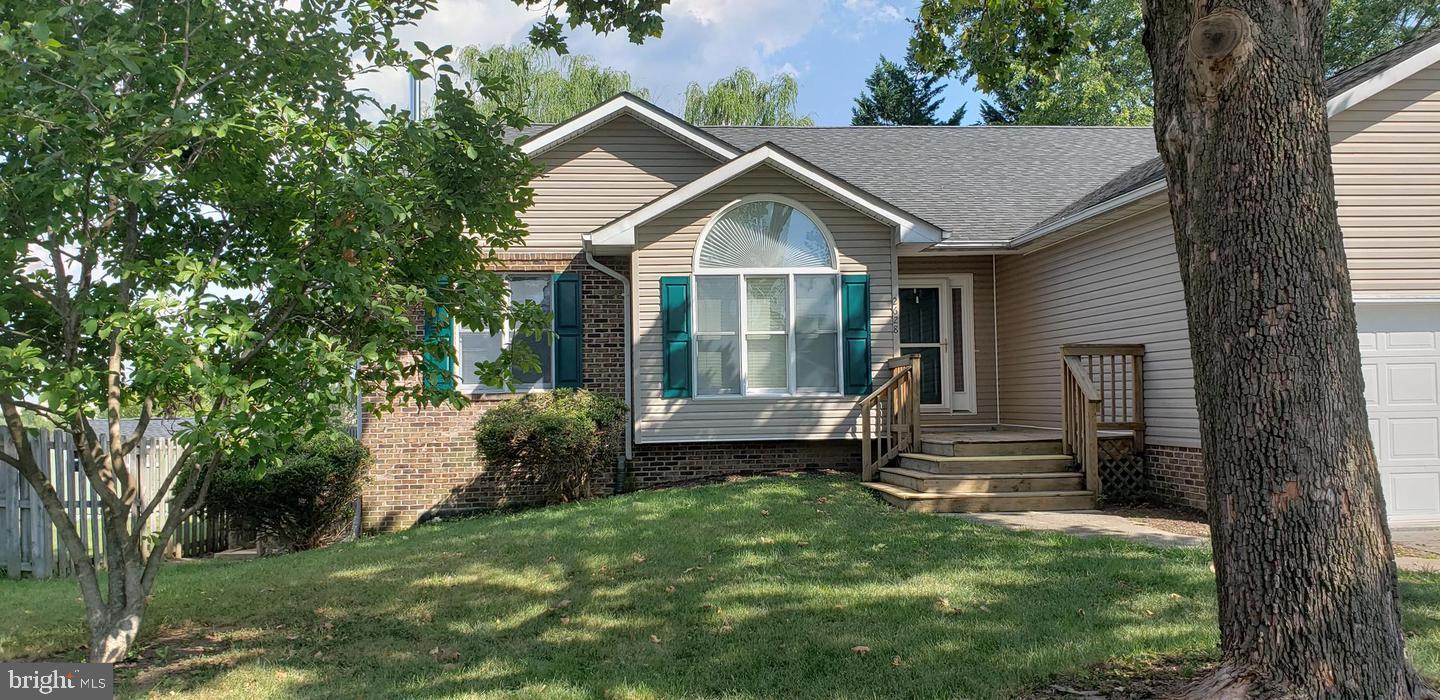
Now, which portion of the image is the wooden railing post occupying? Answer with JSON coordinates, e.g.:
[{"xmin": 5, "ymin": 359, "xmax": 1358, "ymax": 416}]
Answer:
[
  {"xmin": 1131, "ymin": 353, "xmax": 1146, "ymax": 453},
  {"xmin": 856, "ymin": 356, "xmax": 926, "ymax": 479},
  {"xmin": 861, "ymin": 398, "xmax": 874, "ymax": 481},
  {"xmin": 909, "ymin": 354, "xmax": 922, "ymax": 452},
  {"xmin": 1083, "ymin": 399, "xmax": 1100, "ymax": 494}
]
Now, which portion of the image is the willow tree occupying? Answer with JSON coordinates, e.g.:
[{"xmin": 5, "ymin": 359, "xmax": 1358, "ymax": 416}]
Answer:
[
  {"xmin": 914, "ymin": 0, "xmax": 1436, "ymax": 695},
  {"xmin": 683, "ymin": 68, "xmax": 815, "ymax": 126},
  {"xmin": 0, "ymin": 0, "xmax": 667, "ymax": 665},
  {"xmin": 460, "ymin": 44, "xmax": 650, "ymax": 123}
]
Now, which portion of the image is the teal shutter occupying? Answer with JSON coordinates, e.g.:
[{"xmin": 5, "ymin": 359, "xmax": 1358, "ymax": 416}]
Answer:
[
  {"xmin": 841, "ymin": 274, "xmax": 871, "ymax": 395},
  {"xmin": 422, "ymin": 306, "xmax": 455, "ymax": 391},
  {"xmin": 552, "ymin": 273, "xmax": 583, "ymax": 388},
  {"xmin": 660, "ymin": 276, "xmax": 692, "ymax": 398}
]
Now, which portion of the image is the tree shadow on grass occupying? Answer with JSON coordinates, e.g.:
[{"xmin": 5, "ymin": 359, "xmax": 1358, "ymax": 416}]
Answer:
[{"xmin": 42, "ymin": 475, "xmax": 1233, "ymax": 698}]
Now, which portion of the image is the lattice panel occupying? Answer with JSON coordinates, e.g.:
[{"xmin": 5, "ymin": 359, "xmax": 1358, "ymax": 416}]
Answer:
[{"xmin": 1099, "ymin": 452, "xmax": 1147, "ymax": 503}]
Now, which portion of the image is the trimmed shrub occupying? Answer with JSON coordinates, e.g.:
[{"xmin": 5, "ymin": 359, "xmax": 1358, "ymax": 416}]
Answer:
[
  {"xmin": 208, "ymin": 432, "xmax": 370, "ymax": 552},
  {"xmin": 474, "ymin": 389, "xmax": 627, "ymax": 503}
]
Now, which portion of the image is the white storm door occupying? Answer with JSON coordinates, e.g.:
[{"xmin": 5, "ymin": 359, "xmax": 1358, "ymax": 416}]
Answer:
[{"xmin": 898, "ymin": 283, "xmax": 950, "ymax": 412}]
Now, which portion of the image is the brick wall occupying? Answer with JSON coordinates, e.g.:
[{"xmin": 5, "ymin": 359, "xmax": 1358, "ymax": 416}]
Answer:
[
  {"xmin": 626, "ymin": 440, "xmax": 859, "ymax": 490},
  {"xmin": 360, "ymin": 252, "xmax": 628, "ymax": 531},
  {"xmin": 1145, "ymin": 444, "xmax": 1207, "ymax": 511},
  {"xmin": 358, "ymin": 251, "xmax": 860, "ymax": 531}
]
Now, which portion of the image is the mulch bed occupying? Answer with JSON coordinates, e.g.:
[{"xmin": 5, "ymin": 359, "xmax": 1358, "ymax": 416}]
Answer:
[{"xmin": 1103, "ymin": 504, "xmax": 1212, "ymax": 539}]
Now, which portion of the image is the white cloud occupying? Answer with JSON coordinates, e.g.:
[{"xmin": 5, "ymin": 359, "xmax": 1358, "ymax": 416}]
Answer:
[
  {"xmin": 352, "ymin": 0, "xmax": 544, "ymax": 111},
  {"xmin": 843, "ymin": 0, "xmax": 905, "ymax": 24},
  {"xmin": 562, "ymin": 0, "xmax": 828, "ymax": 110},
  {"xmin": 357, "ymin": 0, "xmax": 911, "ymax": 113}
]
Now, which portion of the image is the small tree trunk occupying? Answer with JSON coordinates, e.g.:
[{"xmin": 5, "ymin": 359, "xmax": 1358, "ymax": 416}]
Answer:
[
  {"xmin": 90, "ymin": 605, "xmax": 145, "ymax": 664},
  {"xmin": 1140, "ymin": 1, "xmax": 1435, "ymax": 697}
]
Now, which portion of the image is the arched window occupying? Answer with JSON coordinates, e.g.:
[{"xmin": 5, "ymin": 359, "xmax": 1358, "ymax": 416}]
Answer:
[{"xmin": 692, "ymin": 197, "xmax": 842, "ymax": 397}]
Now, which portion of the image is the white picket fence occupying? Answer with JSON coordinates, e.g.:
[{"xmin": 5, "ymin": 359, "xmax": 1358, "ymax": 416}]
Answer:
[{"xmin": 0, "ymin": 428, "xmax": 229, "ymax": 579}]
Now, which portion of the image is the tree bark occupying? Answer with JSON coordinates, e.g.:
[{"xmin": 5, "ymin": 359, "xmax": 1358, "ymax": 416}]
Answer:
[{"xmin": 1140, "ymin": 1, "xmax": 1435, "ymax": 697}]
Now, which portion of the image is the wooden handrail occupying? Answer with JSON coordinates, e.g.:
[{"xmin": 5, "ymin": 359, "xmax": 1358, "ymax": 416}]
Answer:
[
  {"xmin": 1063, "ymin": 356, "xmax": 1101, "ymax": 400},
  {"xmin": 1061, "ymin": 344, "xmax": 1146, "ymax": 356},
  {"xmin": 1061, "ymin": 344, "xmax": 1147, "ymax": 498},
  {"xmin": 859, "ymin": 355, "xmax": 921, "ymax": 481},
  {"xmin": 880, "ymin": 356, "xmax": 914, "ymax": 370}
]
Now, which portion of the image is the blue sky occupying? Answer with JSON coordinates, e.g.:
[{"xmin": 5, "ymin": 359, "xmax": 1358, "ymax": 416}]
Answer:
[{"xmin": 357, "ymin": 0, "xmax": 981, "ymax": 126}]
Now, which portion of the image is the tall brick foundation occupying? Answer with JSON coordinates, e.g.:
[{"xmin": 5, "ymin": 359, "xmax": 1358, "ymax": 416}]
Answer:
[{"xmin": 1144, "ymin": 444, "xmax": 1207, "ymax": 511}]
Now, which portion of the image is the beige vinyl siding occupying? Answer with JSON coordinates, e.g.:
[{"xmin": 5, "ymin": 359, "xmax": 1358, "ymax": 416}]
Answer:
[
  {"xmin": 1331, "ymin": 63, "xmax": 1440, "ymax": 297},
  {"xmin": 632, "ymin": 165, "xmax": 896, "ymax": 443},
  {"xmin": 996, "ymin": 206, "xmax": 1201, "ymax": 447},
  {"xmin": 520, "ymin": 114, "xmax": 721, "ymax": 253},
  {"xmin": 991, "ymin": 65, "xmax": 1440, "ymax": 447},
  {"xmin": 897, "ymin": 256, "xmax": 1000, "ymax": 424}
]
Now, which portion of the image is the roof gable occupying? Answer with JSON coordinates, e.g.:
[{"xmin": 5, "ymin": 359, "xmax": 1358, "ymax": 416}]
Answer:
[
  {"xmin": 589, "ymin": 143, "xmax": 943, "ymax": 248},
  {"xmin": 520, "ymin": 93, "xmax": 740, "ymax": 161}
]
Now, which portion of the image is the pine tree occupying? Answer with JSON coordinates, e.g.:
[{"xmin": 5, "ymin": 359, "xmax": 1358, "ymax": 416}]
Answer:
[{"xmin": 851, "ymin": 52, "xmax": 967, "ymax": 125}]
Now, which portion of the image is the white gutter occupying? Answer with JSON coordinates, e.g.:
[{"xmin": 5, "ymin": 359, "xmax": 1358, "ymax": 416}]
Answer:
[
  {"xmin": 1008, "ymin": 179, "xmax": 1167, "ymax": 250},
  {"xmin": 583, "ymin": 239, "xmax": 634, "ymax": 461},
  {"xmin": 1327, "ymin": 40, "xmax": 1440, "ymax": 117}
]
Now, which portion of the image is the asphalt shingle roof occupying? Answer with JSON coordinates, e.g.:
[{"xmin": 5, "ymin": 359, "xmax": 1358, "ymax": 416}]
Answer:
[
  {"xmin": 516, "ymin": 121, "xmax": 1154, "ymax": 243},
  {"xmin": 1327, "ymin": 29, "xmax": 1440, "ymax": 98},
  {"xmin": 703, "ymin": 126, "xmax": 1155, "ymax": 244},
  {"xmin": 86, "ymin": 417, "xmax": 190, "ymax": 440},
  {"xmin": 516, "ymin": 31, "xmax": 1438, "ymax": 247}
]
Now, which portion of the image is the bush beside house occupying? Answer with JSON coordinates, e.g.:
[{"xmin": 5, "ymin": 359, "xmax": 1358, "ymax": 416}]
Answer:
[{"xmin": 475, "ymin": 389, "xmax": 627, "ymax": 503}]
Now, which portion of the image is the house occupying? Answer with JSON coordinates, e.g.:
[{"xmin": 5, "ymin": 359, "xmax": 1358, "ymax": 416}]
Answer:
[{"xmin": 358, "ymin": 32, "xmax": 1440, "ymax": 531}]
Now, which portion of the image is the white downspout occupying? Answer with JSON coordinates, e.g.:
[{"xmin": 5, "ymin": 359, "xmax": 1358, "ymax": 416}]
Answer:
[{"xmin": 583, "ymin": 238, "xmax": 633, "ymax": 461}]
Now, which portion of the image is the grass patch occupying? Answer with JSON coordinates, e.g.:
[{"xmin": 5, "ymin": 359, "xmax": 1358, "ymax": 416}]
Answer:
[{"xmin": 2, "ymin": 474, "xmax": 1438, "ymax": 699}]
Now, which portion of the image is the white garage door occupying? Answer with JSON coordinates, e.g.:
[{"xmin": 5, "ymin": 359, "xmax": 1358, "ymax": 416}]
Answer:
[{"xmin": 1359, "ymin": 303, "xmax": 1440, "ymax": 523}]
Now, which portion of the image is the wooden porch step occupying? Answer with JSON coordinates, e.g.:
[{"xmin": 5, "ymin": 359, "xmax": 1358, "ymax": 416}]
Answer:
[
  {"xmin": 918, "ymin": 439, "xmax": 1064, "ymax": 457},
  {"xmin": 898, "ymin": 453, "xmax": 1077, "ymax": 475},
  {"xmin": 860, "ymin": 481, "xmax": 1096, "ymax": 513},
  {"xmin": 878, "ymin": 467, "xmax": 1085, "ymax": 494}
]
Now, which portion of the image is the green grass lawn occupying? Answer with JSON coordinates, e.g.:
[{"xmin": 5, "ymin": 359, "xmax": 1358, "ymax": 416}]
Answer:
[{"xmin": 3, "ymin": 474, "xmax": 1438, "ymax": 699}]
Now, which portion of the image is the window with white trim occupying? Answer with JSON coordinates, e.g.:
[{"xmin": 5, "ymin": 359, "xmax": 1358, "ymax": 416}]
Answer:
[
  {"xmin": 693, "ymin": 198, "xmax": 842, "ymax": 397},
  {"xmin": 455, "ymin": 275, "xmax": 552, "ymax": 391}
]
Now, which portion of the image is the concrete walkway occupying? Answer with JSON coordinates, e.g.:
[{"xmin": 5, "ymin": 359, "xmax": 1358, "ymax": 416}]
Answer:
[
  {"xmin": 1395, "ymin": 527, "xmax": 1440, "ymax": 555},
  {"xmin": 1395, "ymin": 527, "xmax": 1440, "ymax": 573},
  {"xmin": 954, "ymin": 511, "xmax": 1440, "ymax": 574},
  {"xmin": 953, "ymin": 511, "xmax": 1209, "ymax": 548}
]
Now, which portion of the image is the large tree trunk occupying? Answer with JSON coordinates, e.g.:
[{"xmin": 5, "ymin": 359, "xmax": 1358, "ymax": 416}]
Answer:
[{"xmin": 1140, "ymin": 1, "xmax": 1434, "ymax": 697}]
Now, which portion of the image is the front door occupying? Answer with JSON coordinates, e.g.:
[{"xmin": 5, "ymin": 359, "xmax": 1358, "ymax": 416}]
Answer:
[
  {"xmin": 899, "ymin": 283, "xmax": 949, "ymax": 411},
  {"xmin": 898, "ymin": 276, "xmax": 977, "ymax": 414}
]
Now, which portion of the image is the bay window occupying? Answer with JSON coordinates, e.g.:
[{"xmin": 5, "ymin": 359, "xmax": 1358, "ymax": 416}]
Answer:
[{"xmin": 693, "ymin": 197, "xmax": 841, "ymax": 397}]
